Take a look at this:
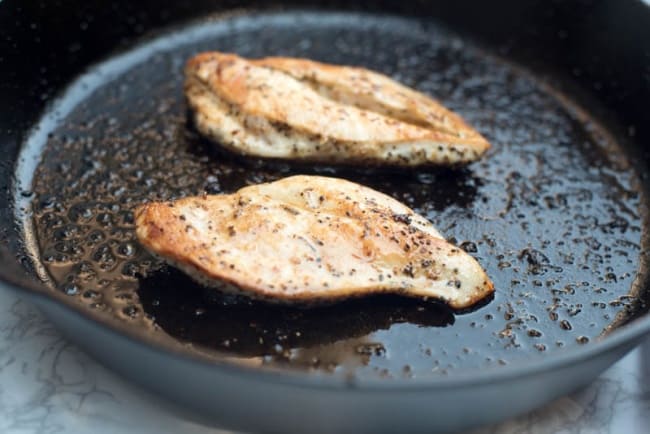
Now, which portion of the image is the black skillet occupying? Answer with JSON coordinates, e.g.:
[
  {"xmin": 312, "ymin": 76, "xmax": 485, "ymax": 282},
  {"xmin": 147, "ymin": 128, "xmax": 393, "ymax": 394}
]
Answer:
[{"xmin": 2, "ymin": 0, "xmax": 650, "ymax": 432}]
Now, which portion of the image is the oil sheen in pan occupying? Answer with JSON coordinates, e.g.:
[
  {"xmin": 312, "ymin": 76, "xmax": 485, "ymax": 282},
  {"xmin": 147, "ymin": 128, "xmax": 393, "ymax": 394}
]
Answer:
[{"xmin": 21, "ymin": 11, "xmax": 645, "ymax": 379}]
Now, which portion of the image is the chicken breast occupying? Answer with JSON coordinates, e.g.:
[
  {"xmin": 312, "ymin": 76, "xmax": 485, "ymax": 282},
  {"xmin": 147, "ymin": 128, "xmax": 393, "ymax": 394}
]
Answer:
[
  {"xmin": 184, "ymin": 52, "xmax": 491, "ymax": 167},
  {"xmin": 135, "ymin": 175, "xmax": 494, "ymax": 309}
]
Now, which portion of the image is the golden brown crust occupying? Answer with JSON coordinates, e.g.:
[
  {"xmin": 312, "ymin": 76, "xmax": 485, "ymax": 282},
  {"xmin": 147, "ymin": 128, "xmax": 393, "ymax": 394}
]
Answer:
[
  {"xmin": 135, "ymin": 175, "xmax": 494, "ymax": 309},
  {"xmin": 184, "ymin": 52, "xmax": 491, "ymax": 166}
]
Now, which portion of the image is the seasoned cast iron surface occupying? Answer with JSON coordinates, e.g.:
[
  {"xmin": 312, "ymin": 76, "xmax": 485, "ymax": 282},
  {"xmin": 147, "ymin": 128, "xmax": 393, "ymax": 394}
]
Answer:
[{"xmin": 24, "ymin": 12, "xmax": 644, "ymax": 379}]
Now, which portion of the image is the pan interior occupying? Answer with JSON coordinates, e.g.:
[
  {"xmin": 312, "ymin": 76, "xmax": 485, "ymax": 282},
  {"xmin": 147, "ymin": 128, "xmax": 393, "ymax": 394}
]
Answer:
[{"xmin": 19, "ymin": 11, "xmax": 646, "ymax": 380}]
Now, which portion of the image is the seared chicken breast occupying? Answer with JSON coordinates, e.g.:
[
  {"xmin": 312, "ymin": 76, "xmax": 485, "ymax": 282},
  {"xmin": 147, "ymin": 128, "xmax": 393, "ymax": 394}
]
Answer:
[
  {"xmin": 185, "ymin": 52, "xmax": 491, "ymax": 167},
  {"xmin": 135, "ymin": 176, "xmax": 494, "ymax": 309}
]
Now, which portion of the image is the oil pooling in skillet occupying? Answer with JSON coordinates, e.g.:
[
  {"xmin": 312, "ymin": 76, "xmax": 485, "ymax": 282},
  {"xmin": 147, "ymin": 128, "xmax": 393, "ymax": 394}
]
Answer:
[{"xmin": 24, "ymin": 12, "xmax": 645, "ymax": 379}]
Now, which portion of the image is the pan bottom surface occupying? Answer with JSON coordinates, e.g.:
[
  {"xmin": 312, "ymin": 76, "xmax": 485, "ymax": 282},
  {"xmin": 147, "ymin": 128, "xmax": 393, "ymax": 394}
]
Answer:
[{"xmin": 19, "ymin": 10, "xmax": 647, "ymax": 381}]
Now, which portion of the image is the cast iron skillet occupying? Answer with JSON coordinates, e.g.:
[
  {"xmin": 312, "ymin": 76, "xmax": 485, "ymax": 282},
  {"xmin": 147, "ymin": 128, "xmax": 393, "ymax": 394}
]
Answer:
[{"xmin": 2, "ymin": 1, "xmax": 650, "ymax": 433}]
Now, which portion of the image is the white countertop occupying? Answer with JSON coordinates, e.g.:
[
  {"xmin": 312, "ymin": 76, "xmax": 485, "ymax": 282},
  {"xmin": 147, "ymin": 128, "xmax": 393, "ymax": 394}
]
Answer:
[{"xmin": 1, "ymin": 286, "xmax": 649, "ymax": 434}]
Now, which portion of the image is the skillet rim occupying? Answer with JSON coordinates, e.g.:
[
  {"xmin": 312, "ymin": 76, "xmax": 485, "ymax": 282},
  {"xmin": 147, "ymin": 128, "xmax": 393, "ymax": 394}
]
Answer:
[{"xmin": 5, "ymin": 9, "xmax": 650, "ymax": 391}]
